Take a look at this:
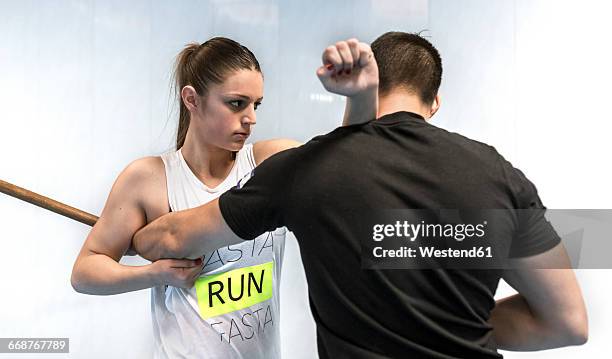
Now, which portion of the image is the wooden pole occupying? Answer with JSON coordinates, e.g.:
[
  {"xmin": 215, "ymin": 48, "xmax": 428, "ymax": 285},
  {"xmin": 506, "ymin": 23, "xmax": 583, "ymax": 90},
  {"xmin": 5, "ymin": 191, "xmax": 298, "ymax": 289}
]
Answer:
[{"xmin": 0, "ymin": 179, "xmax": 98, "ymax": 227}]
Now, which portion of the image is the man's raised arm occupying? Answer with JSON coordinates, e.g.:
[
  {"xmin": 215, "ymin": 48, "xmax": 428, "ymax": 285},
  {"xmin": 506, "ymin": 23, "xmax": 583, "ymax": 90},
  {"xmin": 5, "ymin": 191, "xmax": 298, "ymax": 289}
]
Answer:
[
  {"xmin": 132, "ymin": 198, "xmax": 243, "ymax": 261},
  {"xmin": 316, "ymin": 38, "xmax": 379, "ymax": 126}
]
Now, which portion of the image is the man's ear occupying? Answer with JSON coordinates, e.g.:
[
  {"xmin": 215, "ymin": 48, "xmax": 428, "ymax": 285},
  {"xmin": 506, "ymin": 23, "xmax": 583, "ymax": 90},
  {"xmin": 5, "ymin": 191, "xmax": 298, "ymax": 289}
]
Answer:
[
  {"xmin": 429, "ymin": 94, "xmax": 441, "ymax": 118},
  {"xmin": 181, "ymin": 85, "xmax": 199, "ymax": 112}
]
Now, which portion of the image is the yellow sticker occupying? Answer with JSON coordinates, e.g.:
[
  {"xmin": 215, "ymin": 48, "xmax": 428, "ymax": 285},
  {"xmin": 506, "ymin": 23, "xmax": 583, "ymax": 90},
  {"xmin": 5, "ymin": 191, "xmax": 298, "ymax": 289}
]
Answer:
[{"xmin": 195, "ymin": 262, "xmax": 274, "ymax": 319}]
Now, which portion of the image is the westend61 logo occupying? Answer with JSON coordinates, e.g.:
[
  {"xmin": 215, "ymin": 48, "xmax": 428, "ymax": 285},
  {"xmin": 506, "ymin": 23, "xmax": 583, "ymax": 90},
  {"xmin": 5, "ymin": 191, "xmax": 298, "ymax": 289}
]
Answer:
[
  {"xmin": 366, "ymin": 218, "xmax": 495, "ymax": 265},
  {"xmin": 372, "ymin": 220, "xmax": 488, "ymax": 242},
  {"xmin": 363, "ymin": 209, "xmax": 612, "ymax": 269}
]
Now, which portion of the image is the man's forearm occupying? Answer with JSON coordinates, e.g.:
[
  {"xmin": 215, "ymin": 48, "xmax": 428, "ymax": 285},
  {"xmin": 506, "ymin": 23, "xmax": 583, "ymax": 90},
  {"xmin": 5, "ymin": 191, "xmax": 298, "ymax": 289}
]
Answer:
[
  {"xmin": 490, "ymin": 294, "xmax": 586, "ymax": 350},
  {"xmin": 133, "ymin": 200, "xmax": 243, "ymax": 261},
  {"xmin": 133, "ymin": 214, "xmax": 181, "ymax": 261},
  {"xmin": 343, "ymin": 88, "xmax": 378, "ymax": 126}
]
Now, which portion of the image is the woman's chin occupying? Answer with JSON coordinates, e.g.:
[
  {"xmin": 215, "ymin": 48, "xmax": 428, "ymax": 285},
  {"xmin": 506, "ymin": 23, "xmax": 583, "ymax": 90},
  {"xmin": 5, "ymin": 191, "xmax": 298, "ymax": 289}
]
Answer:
[{"xmin": 226, "ymin": 141, "xmax": 246, "ymax": 152}]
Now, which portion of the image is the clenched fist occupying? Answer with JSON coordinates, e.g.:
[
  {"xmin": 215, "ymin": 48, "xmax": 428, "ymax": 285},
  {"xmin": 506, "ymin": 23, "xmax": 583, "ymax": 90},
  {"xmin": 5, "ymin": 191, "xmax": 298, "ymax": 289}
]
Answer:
[{"xmin": 317, "ymin": 38, "xmax": 379, "ymax": 97}]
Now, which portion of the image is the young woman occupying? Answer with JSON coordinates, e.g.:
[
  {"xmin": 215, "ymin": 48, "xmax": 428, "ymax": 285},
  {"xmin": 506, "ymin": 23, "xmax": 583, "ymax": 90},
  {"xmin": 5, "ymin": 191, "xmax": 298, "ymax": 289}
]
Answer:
[{"xmin": 71, "ymin": 37, "xmax": 377, "ymax": 358}]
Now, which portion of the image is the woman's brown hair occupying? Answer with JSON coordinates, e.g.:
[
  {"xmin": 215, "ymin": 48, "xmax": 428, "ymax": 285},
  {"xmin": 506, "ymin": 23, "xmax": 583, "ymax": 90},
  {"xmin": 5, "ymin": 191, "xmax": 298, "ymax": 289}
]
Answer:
[{"xmin": 173, "ymin": 37, "xmax": 261, "ymax": 149}]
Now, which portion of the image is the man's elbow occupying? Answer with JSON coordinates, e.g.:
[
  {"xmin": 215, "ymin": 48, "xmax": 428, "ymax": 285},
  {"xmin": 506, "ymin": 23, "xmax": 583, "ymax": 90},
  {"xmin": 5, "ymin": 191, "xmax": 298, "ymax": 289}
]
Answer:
[
  {"xmin": 559, "ymin": 310, "xmax": 589, "ymax": 346},
  {"xmin": 137, "ymin": 211, "xmax": 206, "ymax": 260},
  {"xmin": 161, "ymin": 232, "xmax": 185, "ymax": 259},
  {"xmin": 138, "ymin": 216, "xmax": 186, "ymax": 260},
  {"xmin": 159, "ymin": 212, "xmax": 203, "ymax": 259}
]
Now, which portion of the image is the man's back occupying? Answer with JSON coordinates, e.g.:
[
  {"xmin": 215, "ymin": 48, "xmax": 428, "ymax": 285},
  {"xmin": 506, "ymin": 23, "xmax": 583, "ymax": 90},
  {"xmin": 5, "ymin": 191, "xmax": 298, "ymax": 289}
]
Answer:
[{"xmin": 220, "ymin": 111, "xmax": 560, "ymax": 358}]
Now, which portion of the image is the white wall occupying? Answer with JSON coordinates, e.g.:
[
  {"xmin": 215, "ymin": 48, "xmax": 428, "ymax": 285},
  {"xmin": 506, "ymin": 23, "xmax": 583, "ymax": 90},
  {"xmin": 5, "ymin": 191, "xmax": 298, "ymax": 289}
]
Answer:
[
  {"xmin": 0, "ymin": 0, "xmax": 609, "ymax": 358},
  {"xmin": 430, "ymin": 1, "xmax": 612, "ymax": 358}
]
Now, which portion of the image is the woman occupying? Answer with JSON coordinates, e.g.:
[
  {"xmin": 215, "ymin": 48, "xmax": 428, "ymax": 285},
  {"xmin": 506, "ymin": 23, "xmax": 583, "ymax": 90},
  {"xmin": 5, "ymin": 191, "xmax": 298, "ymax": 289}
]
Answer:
[{"xmin": 71, "ymin": 37, "xmax": 377, "ymax": 358}]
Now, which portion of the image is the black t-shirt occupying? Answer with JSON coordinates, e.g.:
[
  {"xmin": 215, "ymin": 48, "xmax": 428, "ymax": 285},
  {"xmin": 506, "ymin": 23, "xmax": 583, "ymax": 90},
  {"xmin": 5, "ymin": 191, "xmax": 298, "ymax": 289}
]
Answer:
[{"xmin": 219, "ymin": 111, "xmax": 560, "ymax": 358}]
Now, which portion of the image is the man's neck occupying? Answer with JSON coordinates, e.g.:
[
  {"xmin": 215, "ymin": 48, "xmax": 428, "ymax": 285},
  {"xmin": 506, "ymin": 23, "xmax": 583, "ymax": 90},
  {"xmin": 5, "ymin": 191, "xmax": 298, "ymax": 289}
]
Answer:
[{"xmin": 377, "ymin": 91, "xmax": 430, "ymax": 120}]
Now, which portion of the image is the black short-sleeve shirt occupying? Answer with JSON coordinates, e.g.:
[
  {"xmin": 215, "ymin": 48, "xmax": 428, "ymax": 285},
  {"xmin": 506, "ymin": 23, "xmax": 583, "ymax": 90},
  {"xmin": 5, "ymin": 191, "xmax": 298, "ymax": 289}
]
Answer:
[{"xmin": 219, "ymin": 111, "xmax": 560, "ymax": 358}]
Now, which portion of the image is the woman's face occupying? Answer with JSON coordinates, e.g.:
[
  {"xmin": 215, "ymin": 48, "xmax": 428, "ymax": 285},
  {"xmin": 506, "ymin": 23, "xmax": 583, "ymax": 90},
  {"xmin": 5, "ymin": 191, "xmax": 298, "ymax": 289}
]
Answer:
[{"xmin": 196, "ymin": 69, "xmax": 264, "ymax": 152}]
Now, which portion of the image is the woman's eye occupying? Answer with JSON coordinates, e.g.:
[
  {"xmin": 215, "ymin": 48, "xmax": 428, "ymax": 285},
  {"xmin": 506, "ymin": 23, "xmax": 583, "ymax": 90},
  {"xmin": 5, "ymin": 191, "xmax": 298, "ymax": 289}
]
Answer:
[
  {"xmin": 229, "ymin": 100, "xmax": 243, "ymax": 108},
  {"xmin": 254, "ymin": 101, "xmax": 262, "ymax": 110}
]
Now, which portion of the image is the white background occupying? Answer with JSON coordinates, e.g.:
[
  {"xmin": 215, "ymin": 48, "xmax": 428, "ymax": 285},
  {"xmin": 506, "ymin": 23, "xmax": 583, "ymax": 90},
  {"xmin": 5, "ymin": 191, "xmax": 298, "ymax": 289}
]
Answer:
[{"xmin": 0, "ymin": 0, "xmax": 610, "ymax": 358}]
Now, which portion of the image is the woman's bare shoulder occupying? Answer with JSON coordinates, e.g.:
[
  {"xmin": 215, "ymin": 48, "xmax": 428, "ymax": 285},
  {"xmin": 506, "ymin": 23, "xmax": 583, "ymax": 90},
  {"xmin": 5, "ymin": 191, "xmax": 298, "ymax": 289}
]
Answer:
[
  {"xmin": 117, "ymin": 156, "xmax": 165, "ymax": 188},
  {"xmin": 252, "ymin": 139, "xmax": 301, "ymax": 165},
  {"xmin": 113, "ymin": 156, "xmax": 168, "ymax": 215}
]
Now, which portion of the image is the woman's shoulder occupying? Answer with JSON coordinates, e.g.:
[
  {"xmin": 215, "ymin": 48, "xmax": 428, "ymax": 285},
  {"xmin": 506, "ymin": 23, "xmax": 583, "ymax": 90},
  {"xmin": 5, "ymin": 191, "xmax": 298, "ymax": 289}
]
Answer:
[
  {"xmin": 252, "ymin": 139, "xmax": 301, "ymax": 165},
  {"xmin": 120, "ymin": 156, "xmax": 165, "ymax": 183},
  {"xmin": 112, "ymin": 156, "xmax": 167, "ymax": 207}
]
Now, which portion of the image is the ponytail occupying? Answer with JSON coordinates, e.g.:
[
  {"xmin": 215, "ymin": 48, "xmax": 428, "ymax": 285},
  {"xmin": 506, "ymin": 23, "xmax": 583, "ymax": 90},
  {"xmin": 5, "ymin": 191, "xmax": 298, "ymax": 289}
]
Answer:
[{"xmin": 172, "ymin": 38, "xmax": 262, "ymax": 150}]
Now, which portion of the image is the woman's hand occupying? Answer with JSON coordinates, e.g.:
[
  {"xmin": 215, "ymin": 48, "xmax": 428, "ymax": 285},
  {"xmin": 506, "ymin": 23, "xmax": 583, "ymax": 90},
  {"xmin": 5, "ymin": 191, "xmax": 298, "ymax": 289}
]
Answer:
[
  {"xmin": 150, "ymin": 258, "xmax": 205, "ymax": 289},
  {"xmin": 316, "ymin": 38, "xmax": 379, "ymax": 97}
]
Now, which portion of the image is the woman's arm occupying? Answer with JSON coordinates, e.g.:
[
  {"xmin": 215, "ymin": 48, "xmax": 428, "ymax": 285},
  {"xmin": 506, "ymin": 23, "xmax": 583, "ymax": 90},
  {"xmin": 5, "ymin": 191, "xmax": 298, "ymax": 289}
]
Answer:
[{"xmin": 70, "ymin": 157, "xmax": 203, "ymax": 295}]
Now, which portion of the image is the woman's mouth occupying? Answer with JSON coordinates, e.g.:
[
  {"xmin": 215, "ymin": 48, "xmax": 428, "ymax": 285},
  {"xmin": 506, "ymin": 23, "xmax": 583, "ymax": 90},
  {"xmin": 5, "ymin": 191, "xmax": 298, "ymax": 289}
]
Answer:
[{"xmin": 233, "ymin": 132, "xmax": 250, "ymax": 140}]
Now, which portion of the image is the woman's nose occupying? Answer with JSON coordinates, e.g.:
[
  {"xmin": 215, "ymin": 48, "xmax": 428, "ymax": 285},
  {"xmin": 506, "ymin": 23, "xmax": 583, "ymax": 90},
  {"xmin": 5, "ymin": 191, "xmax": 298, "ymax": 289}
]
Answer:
[{"xmin": 241, "ymin": 109, "xmax": 257, "ymax": 125}]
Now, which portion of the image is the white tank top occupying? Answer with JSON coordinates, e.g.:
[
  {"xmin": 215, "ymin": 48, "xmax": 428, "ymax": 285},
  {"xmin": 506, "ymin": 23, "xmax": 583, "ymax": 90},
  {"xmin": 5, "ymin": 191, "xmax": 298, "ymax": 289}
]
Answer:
[{"xmin": 152, "ymin": 144, "xmax": 286, "ymax": 359}]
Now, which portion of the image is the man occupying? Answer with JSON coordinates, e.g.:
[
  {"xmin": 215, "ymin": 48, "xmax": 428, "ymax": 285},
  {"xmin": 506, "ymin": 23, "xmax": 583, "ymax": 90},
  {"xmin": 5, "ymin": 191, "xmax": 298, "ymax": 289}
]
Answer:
[{"xmin": 133, "ymin": 32, "xmax": 587, "ymax": 358}]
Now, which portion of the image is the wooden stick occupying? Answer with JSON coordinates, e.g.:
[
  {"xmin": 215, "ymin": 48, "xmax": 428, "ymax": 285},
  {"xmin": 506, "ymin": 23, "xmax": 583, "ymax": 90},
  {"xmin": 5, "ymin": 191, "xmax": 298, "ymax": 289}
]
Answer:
[{"xmin": 0, "ymin": 179, "xmax": 98, "ymax": 227}]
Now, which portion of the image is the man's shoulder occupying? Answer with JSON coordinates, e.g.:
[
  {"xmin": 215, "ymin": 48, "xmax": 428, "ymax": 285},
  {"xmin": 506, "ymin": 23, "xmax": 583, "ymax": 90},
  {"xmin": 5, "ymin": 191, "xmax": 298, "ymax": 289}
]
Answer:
[
  {"xmin": 255, "ymin": 125, "xmax": 365, "ymax": 177},
  {"xmin": 301, "ymin": 123, "xmax": 369, "ymax": 151},
  {"xmin": 430, "ymin": 125, "xmax": 504, "ymax": 164},
  {"xmin": 431, "ymin": 123, "xmax": 495, "ymax": 150}
]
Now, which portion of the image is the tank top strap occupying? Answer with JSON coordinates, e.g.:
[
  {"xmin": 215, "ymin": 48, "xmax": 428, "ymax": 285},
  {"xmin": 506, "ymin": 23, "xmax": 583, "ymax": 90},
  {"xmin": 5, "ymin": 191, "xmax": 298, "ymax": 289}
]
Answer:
[
  {"xmin": 234, "ymin": 143, "xmax": 257, "ymax": 175},
  {"xmin": 159, "ymin": 150, "xmax": 178, "ymax": 182},
  {"xmin": 159, "ymin": 151, "xmax": 181, "ymax": 212}
]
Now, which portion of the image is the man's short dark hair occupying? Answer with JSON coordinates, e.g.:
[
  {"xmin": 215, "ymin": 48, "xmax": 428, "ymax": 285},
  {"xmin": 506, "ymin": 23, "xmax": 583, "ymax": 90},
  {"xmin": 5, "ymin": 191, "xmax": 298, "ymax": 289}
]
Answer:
[{"xmin": 371, "ymin": 31, "xmax": 442, "ymax": 105}]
